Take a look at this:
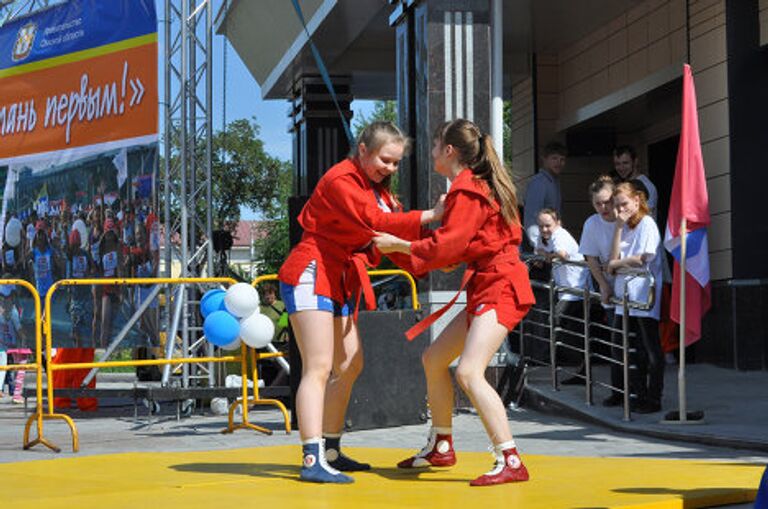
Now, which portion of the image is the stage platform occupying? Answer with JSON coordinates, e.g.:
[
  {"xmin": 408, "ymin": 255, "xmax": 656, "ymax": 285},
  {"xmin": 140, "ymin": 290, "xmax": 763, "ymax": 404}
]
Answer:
[{"xmin": 0, "ymin": 445, "xmax": 761, "ymax": 508}]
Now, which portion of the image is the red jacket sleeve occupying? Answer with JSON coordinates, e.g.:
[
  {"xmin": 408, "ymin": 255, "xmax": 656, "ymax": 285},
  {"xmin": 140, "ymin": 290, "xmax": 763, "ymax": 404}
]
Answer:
[
  {"xmin": 409, "ymin": 191, "xmax": 486, "ymax": 275},
  {"xmin": 322, "ymin": 174, "xmax": 423, "ymax": 241}
]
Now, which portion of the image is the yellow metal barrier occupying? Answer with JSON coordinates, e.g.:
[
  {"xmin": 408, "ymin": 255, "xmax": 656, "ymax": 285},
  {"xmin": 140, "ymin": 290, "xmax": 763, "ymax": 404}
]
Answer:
[
  {"xmin": 30, "ymin": 276, "xmax": 289, "ymax": 453},
  {"xmin": 233, "ymin": 269, "xmax": 420, "ymax": 434},
  {"xmin": 0, "ymin": 280, "xmax": 47, "ymax": 452},
  {"xmin": 367, "ymin": 269, "xmax": 420, "ymax": 311}
]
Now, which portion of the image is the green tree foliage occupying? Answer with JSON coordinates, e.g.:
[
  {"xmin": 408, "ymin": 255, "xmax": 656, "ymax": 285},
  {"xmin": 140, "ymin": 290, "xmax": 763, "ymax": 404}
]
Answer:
[
  {"xmin": 353, "ymin": 100, "xmax": 397, "ymax": 137},
  {"xmin": 163, "ymin": 117, "xmax": 292, "ymax": 274},
  {"xmin": 250, "ymin": 156, "xmax": 292, "ymax": 274},
  {"xmin": 210, "ymin": 118, "xmax": 288, "ymax": 232}
]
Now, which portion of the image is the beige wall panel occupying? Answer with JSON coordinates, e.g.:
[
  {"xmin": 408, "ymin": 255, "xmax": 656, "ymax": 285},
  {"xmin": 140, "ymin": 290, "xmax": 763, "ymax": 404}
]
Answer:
[
  {"xmin": 670, "ymin": 27, "xmax": 687, "ymax": 61},
  {"xmin": 588, "ymin": 39, "xmax": 610, "ymax": 74},
  {"xmin": 669, "ymin": 0, "xmax": 687, "ymax": 30},
  {"xmin": 690, "ymin": 13, "xmax": 726, "ymax": 39},
  {"xmin": 512, "ymin": 152, "xmax": 535, "ymax": 181},
  {"xmin": 690, "ymin": 25, "xmax": 727, "ymax": 72},
  {"xmin": 689, "ymin": 0, "xmax": 724, "ymax": 26},
  {"xmin": 689, "ymin": 0, "xmax": 723, "ymax": 16},
  {"xmin": 694, "ymin": 61, "xmax": 728, "ymax": 108},
  {"xmin": 628, "ymin": 17, "xmax": 650, "ymax": 53},
  {"xmin": 708, "ymin": 212, "xmax": 731, "ymax": 252},
  {"xmin": 698, "ymin": 99, "xmax": 729, "ymax": 143},
  {"xmin": 608, "ymin": 60, "xmax": 629, "ymax": 90},
  {"xmin": 701, "ymin": 136, "xmax": 730, "ymax": 178},
  {"xmin": 607, "ymin": 13, "xmax": 627, "ymax": 35},
  {"xmin": 709, "ymin": 249, "xmax": 732, "ymax": 281},
  {"xmin": 590, "ymin": 68, "xmax": 611, "ymax": 99},
  {"xmin": 707, "ymin": 174, "xmax": 731, "ymax": 215},
  {"xmin": 538, "ymin": 65, "xmax": 559, "ymax": 93},
  {"xmin": 537, "ymin": 94, "xmax": 559, "ymax": 121},
  {"xmin": 649, "ymin": 37, "xmax": 672, "ymax": 73},
  {"xmin": 608, "ymin": 29, "xmax": 628, "ymax": 63},
  {"xmin": 649, "ymin": 3, "xmax": 671, "ymax": 43},
  {"xmin": 627, "ymin": 48, "xmax": 650, "ymax": 82},
  {"xmin": 627, "ymin": 1, "xmax": 650, "ymax": 24}
]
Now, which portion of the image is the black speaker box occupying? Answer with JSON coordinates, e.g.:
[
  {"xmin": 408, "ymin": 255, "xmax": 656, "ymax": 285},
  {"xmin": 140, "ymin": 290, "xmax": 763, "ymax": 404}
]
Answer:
[{"xmin": 346, "ymin": 309, "xmax": 428, "ymax": 430}]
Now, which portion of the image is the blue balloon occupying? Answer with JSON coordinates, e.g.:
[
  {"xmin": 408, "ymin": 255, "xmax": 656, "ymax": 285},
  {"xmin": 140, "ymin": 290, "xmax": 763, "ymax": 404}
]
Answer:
[
  {"xmin": 200, "ymin": 289, "xmax": 226, "ymax": 318},
  {"xmin": 203, "ymin": 310, "xmax": 240, "ymax": 346}
]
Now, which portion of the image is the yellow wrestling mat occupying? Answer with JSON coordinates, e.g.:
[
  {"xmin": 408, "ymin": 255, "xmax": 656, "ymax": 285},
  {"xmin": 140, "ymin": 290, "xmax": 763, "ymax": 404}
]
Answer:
[{"xmin": 0, "ymin": 446, "xmax": 761, "ymax": 508}]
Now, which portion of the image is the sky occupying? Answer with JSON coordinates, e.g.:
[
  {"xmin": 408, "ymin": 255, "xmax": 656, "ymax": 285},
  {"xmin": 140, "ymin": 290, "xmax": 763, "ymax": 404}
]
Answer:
[{"xmin": 156, "ymin": 0, "xmax": 374, "ymax": 219}]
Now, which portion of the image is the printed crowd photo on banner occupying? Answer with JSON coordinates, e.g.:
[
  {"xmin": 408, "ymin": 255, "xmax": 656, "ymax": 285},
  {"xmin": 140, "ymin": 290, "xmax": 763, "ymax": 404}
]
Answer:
[{"xmin": 0, "ymin": 0, "xmax": 159, "ymax": 352}]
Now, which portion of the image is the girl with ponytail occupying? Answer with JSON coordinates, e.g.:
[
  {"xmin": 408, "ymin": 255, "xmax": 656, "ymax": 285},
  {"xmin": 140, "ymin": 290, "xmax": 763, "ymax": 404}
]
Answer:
[{"xmin": 374, "ymin": 119, "xmax": 535, "ymax": 487}]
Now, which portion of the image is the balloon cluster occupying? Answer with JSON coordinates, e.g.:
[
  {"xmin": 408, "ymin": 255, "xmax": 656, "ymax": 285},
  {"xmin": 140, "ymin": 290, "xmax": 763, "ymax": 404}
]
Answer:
[{"xmin": 200, "ymin": 283, "xmax": 275, "ymax": 350}]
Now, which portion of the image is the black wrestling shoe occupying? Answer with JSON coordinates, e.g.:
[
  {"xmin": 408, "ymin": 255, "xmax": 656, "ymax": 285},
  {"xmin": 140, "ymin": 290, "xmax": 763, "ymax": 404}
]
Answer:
[{"xmin": 327, "ymin": 451, "xmax": 371, "ymax": 472}]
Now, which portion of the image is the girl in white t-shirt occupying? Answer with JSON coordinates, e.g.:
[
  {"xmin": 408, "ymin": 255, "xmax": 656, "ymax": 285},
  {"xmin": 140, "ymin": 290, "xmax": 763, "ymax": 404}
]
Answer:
[
  {"xmin": 578, "ymin": 176, "xmax": 619, "ymax": 392},
  {"xmin": 606, "ymin": 182, "xmax": 664, "ymax": 414},
  {"xmin": 536, "ymin": 209, "xmax": 590, "ymax": 373}
]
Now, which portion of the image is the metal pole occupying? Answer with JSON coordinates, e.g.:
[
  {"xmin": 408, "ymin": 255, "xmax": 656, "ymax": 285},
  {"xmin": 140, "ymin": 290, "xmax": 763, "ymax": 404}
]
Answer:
[
  {"xmin": 679, "ymin": 217, "xmax": 688, "ymax": 421},
  {"xmin": 549, "ymin": 275, "xmax": 557, "ymax": 388},
  {"xmin": 621, "ymin": 292, "xmax": 631, "ymax": 422},
  {"xmin": 583, "ymin": 284, "xmax": 592, "ymax": 405},
  {"xmin": 205, "ymin": 0, "xmax": 215, "ymax": 387},
  {"xmin": 490, "ymin": 0, "xmax": 503, "ymax": 159},
  {"xmin": 180, "ymin": 0, "xmax": 190, "ymax": 387},
  {"xmin": 161, "ymin": 285, "xmax": 186, "ymax": 385}
]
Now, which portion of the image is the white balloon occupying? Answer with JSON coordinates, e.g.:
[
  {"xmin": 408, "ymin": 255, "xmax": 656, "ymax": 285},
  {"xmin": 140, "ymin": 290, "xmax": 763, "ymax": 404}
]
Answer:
[
  {"xmin": 239, "ymin": 312, "xmax": 274, "ymax": 349},
  {"xmin": 224, "ymin": 283, "xmax": 260, "ymax": 318},
  {"xmin": 220, "ymin": 336, "xmax": 242, "ymax": 351},
  {"xmin": 4, "ymin": 217, "xmax": 22, "ymax": 247}
]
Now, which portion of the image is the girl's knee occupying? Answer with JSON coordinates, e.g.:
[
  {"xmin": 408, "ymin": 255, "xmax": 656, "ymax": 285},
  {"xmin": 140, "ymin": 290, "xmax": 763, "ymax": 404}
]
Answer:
[
  {"xmin": 454, "ymin": 363, "xmax": 483, "ymax": 393},
  {"xmin": 336, "ymin": 353, "xmax": 363, "ymax": 382}
]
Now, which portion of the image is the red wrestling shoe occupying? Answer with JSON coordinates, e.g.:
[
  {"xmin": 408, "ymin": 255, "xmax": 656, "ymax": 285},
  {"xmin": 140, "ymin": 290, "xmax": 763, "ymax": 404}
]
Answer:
[
  {"xmin": 470, "ymin": 448, "xmax": 529, "ymax": 486},
  {"xmin": 397, "ymin": 431, "xmax": 456, "ymax": 468}
]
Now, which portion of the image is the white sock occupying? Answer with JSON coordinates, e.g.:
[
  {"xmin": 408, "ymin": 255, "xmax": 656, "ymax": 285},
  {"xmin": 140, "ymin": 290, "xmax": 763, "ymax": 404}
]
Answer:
[
  {"xmin": 494, "ymin": 439, "xmax": 517, "ymax": 454},
  {"xmin": 303, "ymin": 436, "xmax": 322, "ymax": 446},
  {"xmin": 432, "ymin": 426, "xmax": 452, "ymax": 435}
]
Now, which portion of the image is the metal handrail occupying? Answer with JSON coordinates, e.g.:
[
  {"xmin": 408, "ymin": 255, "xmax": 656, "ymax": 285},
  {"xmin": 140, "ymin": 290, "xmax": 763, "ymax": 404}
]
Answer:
[{"xmin": 517, "ymin": 255, "xmax": 658, "ymax": 421}]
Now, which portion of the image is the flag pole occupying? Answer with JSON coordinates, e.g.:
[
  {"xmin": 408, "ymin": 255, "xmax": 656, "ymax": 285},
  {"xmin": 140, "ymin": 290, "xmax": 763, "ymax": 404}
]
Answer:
[{"xmin": 678, "ymin": 217, "xmax": 687, "ymax": 423}]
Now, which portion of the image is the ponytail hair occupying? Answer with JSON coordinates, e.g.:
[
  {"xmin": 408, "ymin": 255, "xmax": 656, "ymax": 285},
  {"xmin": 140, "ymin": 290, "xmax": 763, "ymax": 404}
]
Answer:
[
  {"xmin": 434, "ymin": 119, "xmax": 520, "ymax": 225},
  {"xmin": 613, "ymin": 181, "xmax": 649, "ymax": 229}
]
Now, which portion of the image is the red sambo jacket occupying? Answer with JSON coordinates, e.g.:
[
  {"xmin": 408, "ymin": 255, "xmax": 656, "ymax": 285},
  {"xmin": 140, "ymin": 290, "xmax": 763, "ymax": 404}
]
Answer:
[
  {"xmin": 278, "ymin": 158, "xmax": 422, "ymax": 316},
  {"xmin": 405, "ymin": 168, "xmax": 535, "ymax": 339}
]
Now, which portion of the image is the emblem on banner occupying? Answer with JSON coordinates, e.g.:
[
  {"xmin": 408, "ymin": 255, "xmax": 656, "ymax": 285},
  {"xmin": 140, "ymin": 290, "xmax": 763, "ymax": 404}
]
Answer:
[{"xmin": 12, "ymin": 22, "xmax": 37, "ymax": 62}]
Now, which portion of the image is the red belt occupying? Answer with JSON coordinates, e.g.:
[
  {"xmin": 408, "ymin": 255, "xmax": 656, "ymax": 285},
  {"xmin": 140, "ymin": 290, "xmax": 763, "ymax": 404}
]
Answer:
[{"xmin": 405, "ymin": 248, "xmax": 520, "ymax": 341}]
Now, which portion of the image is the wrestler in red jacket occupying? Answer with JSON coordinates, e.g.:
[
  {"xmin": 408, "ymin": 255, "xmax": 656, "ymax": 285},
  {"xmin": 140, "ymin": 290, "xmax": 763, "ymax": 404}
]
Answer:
[
  {"xmin": 278, "ymin": 121, "xmax": 442, "ymax": 484},
  {"xmin": 374, "ymin": 119, "xmax": 535, "ymax": 487}
]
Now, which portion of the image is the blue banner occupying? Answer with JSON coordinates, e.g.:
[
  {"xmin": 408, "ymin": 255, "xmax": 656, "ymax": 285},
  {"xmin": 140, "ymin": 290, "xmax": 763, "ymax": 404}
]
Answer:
[{"xmin": 0, "ymin": 0, "xmax": 156, "ymax": 71}]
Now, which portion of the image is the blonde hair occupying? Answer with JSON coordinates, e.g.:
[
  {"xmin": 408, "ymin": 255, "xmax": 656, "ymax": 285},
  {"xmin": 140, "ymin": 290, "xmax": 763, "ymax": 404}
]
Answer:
[
  {"xmin": 613, "ymin": 181, "xmax": 649, "ymax": 229},
  {"xmin": 434, "ymin": 119, "xmax": 520, "ymax": 225},
  {"xmin": 589, "ymin": 175, "xmax": 615, "ymax": 197},
  {"xmin": 350, "ymin": 121, "xmax": 410, "ymax": 194},
  {"xmin": 350, "ymin": 121, "xmax": 411, "ymax": 158}
]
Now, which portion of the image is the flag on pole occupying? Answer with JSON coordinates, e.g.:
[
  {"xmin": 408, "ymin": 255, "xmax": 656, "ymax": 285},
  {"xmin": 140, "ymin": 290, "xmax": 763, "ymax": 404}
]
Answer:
[
  {"xmin": 113, "ymin": 147, "xmax": 129, "ymax": 189},
  {"xmin": 664, "ymin": 64, "xmax": 712, "ymax": 345}
]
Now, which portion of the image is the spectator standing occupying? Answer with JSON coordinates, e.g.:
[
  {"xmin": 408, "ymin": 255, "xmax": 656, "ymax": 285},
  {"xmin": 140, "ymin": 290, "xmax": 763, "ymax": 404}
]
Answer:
[{"xmin": 523, "ymin": 141, "xmax": 566, "ymax": 248}]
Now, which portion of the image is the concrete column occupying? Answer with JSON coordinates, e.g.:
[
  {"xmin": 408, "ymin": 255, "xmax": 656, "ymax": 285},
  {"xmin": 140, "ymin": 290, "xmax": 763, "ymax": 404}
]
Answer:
[{"xmin": 392, "ymin": 0, "xmax": 493, "ymax": 338}]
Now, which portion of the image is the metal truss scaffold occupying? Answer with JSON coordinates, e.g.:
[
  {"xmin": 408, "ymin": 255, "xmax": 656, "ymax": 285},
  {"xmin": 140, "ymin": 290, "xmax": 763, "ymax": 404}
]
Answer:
[{"xmin": 163, "ymin": 0, "xmax": 215, "ymax": 388}]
